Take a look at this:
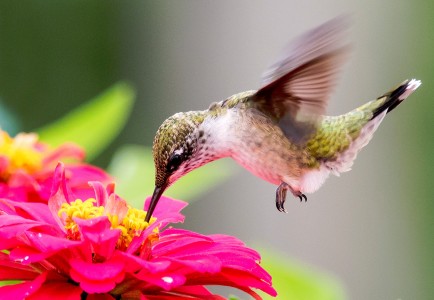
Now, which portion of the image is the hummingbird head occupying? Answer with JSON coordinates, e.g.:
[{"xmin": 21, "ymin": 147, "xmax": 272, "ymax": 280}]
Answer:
[{"xmin": 145, "ymin": 111, "xmax": 207, "ymax": 222}]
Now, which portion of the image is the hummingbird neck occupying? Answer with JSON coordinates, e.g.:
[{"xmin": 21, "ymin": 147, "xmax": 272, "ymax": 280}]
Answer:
[{"xmin": 194, "ymin": 111, "xmax": 235, "ymax": 162}]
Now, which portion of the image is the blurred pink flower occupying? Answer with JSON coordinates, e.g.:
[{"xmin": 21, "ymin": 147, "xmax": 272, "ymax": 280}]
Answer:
[
  {"xmin": 0, "ymin": 163, "xmax": 276, "ymax": 299},
  {"xmin": 0, "ymin": 130, "xmax": 110, "ymax": 203}
]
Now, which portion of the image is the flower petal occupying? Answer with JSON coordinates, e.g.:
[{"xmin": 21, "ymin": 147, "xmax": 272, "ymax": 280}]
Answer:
[
  {"xmin": 0, "ymin": 271, "xmax": 47, "ymax": 299},
  {"xmin": 0, "ymin": 156, "xmax": 8, "ymax": 173},
  {"xmin": 42, "ymin": 142, "xmax": 85, "ymax": 165},
  {"xmin": 144, "ymin": 196, "xmax": 187, "ymax": 225},
  {"xmin": 8, "ymin": 231, "xmax": 81, "ymax": 265},
  {"xmin": 133, "ymin": 272, "xmax": 186, "ymax": 291},
  {"xmin": 27, "ymin": 281, "xmax": 83, "ymax": 300},
  {"xmin": 75, "ymin": 216, "xmax": 119, "ymax": 260},
  {"xmin": 0, "ymin": 214, "xmax": 57, "ymax": 249},
  {"xmin": 66, "ymin": 165, "xmax": 112, "ymax": 201},
  {"xmin": 0, "ymin": 199, "xmax": 58, "ymax": 226},
  {"xmin": 48, "ymin": 163, "xmax": 76, "ymax": 230},
  {"xmin": 87, "ymin": 181, "xmax": 109, "ymax": 206},
  {"xmin": 119, "ymin": 251, "xmax": 170, "ymax": 274},
  {"xmin": 0, "ymin": 252, "xmax": 39, "ymax": 281},
  {"xmin": 69, "ymin": 254, "xmax": 126, "ymax": 294},
  {"xmin": 104, "ymin": 193, "xmax": 128, "ymax": 221}
]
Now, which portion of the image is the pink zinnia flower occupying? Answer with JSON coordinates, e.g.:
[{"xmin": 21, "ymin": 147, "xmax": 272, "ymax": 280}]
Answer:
[
  {"xmin": 0, "ymin": 163, "xmax": 276, "ymax": 299},
  {"xmin": 0, "ymin": 130, "xmax": 110, "ymax": 203}
]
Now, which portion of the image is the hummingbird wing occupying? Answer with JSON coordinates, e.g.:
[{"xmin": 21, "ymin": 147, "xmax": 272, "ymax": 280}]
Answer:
[{"xmin": 255, "ymin": 16, "xmax": 350, "ymax": 144}]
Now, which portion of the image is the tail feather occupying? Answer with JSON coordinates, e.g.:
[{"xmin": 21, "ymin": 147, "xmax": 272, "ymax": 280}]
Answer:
[
  {"xmin": 317, "ymin": 78, "xmax": 421, "ymax": 176},
  {"xmin": 372, "ymin": 79, "xmax": 421, "ymax": 119}
]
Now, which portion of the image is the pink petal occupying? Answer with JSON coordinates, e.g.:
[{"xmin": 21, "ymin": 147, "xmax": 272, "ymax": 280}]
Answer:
[
  {"xmin": 27, "ymin": 281, "xmax": 83, "ymax": 300},
  {"xmin": 27, "ymin": 230, "xmax": 80, "ymax": 252},
  {"xmin": 67, "ymin": 165, "xmax": 112, "ymax": 201},
  {"xmin": 0, "ymin": 271, "xmax": 47, "ymax": 299},
  {"xmin": 8, "ymin": 171, "xmax": 40, "ymax": 191},
  {"xmin": 220, "ymin": 268, "xmax": 277, "ymax": 298},
  {"xmin": 4, "ymin": 172, "xmax": 42, "ymax": 202},
  {"xmin": 1, "ymin": 199, "xmax": 58, "ymax": 226},
  {"xmin": 8, "ymin": 232, "xmax": 80, "ymax": 264},
  {"xmin": 133, "ymin": 271, "xmax": 186, "ymax": 291},
  {"xmin": 0, "ymin": 214, "xmax": 56, "ymax": 243},
  {"xmin": 119, "ymin": 251, "xmax": 170, "ymax": 274},
  {"xmin": 42, "ymin": 142, "xmax": 85, "ymax": 165},
  {"xmin": 152, "ymin": 229, "xmax": 213, "ymax": 255},
  {"xmin": 67, "ymin": 164, "xmax": 111, "ymax": 185},
  {"xmin": 69, "ymin": 254, "xmax": 126, "ymax": 293},
  {"xmin": 104, "ymin": 194, "xmax": 128, "ymax": 221},
  {"xmin": 88, "ymin": 181, "xmax": 109, "ymax": 206},
  {"xmin": 0, "ymin": 156, "xmax": 8, "ymax": 173},
  {"xmin": 0, "ymin": 198, "xmax": 17, "ymax": 214},
  {"xmin": 127, "ymin": 197, "xmax": 187, "ymax": 255},
  {"xmin": 0, "ymin": 252, "xmax": 39, "ymax": 281},
  {"xmin": 144, "ymin": 196, "xmax": 187, "ymax": 224},
  {"xmin": 48, "ymin": 163, "xmax": 76, "ymax": 231},
  {"xmin": 106, "ymin": 183, "xmax": 115, "ymax": 195},
  {"xmin": 75, "ymin": 216, "xmax": 119, "ymax": 260}
]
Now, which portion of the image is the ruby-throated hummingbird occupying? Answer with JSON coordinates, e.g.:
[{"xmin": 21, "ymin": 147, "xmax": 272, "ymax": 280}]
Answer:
[{"xmin": 144, "ymin": 17, "xmax": 421, "ymax": 223}]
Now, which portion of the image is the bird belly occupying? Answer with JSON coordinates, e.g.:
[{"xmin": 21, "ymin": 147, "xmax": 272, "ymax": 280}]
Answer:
[
  {"xmin": 207, "ymin": 108, "xmax": 308, "ymax": 189},
  {"xmin": 228, "ymin": 121, "xmax": 304, "ymax": 187},
  {"xmin": 231, "ymin": 149, "xmax": 287, "ymax": 186}
]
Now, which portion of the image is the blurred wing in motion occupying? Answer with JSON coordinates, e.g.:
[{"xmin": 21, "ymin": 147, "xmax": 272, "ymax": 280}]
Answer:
[{"xmin": 254, "ymin": 16, "xmax": 351, "ymax": 144}]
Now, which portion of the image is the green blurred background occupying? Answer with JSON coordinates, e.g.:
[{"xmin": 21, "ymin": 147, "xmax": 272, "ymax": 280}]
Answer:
[{"xmin": 0, "ymin": 1, "xmax": 433, "ymax": 299}]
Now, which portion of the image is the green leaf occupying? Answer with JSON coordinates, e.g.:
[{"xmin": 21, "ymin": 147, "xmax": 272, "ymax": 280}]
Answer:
[
  {"xmin": 107, "ymin": 144, "xmax": 236, "ymax": 208},
  {"xmin": 259, "ymin": 248, "xmax": 346, "ymax": 300},
  {"xmin": 36, "ymin": 82, "xmax": 135, "ymax": 161}
]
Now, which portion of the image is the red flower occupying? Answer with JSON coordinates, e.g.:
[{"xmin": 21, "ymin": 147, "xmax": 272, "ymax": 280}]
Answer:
[
  {"xmin": 0, "ymin": 163, "xmax": 276, "ymax": 299},
  {"xmin": 0, "ymin": 130, "xmax": 110, "ymax": 203}
]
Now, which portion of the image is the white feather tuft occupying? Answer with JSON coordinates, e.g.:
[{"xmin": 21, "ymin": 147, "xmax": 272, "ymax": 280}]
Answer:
[
  {"xmin": 400, "ymin": 79, "xmax": 421, "ymax": 101},
  {"xmin": 299, "ymin": 164, "xmax": 331, "ymax": 194}
]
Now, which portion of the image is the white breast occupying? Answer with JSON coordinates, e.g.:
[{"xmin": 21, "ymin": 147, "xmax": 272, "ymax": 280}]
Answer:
[{"xmin": 299, "ymin": 164, "xmax": 331, "ymax": 194}]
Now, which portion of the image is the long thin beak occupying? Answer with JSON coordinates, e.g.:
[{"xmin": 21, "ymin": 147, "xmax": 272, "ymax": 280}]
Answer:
[{"xmin": 145, "ymin": 185, "xmax": 166, "ymax": 223}]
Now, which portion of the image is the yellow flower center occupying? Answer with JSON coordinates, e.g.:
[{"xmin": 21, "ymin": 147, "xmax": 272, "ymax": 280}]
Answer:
[
  {"xmin": 0, "ymin": 131, "xmax": 44, "ymax": 180},
  {"xmin": 58, "ymin": 198, "xmax": 158, "ymax": 250}
]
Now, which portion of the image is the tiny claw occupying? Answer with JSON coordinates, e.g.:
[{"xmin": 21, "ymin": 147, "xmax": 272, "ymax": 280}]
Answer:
[
  {"xmin": 296, "ymin": 192, "xmax": 307, "ymax": 202},
  {"xmin": 275, "ymin": 183, "xmax": 307, "ymax": 212},
  {"xmin": 276, "ymin": 182, "xmax": 289, "ymax": 213}
]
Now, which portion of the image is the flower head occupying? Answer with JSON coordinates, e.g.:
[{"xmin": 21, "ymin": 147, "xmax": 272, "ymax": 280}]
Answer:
[
  {"xmin": 0, "ymin": 163, "xmax": 276, "ymax": 299},
  {"xmin": 0, "ymin": 130, "xmax": 110, "ymax": 203}
]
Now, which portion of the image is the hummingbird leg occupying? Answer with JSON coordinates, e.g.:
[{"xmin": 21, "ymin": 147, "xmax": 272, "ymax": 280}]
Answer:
[
  {"xmin": 276, "ymin": 183, "xmax": 308, "ymax": 212},
  {"xmin": 276, "ymin": 182, "xmax": 289, "ymax": 213}
]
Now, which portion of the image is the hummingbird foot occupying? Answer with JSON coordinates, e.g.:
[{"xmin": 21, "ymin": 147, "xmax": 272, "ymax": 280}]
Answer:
[
  {"xmin": 276, "ymin": 183, "xmax": 308, "ymax": 213},
  {"xmin": 276, "ymin": 182, "xmax": 289, "ymax": 213},
  {"xmin": 298, "ymin": 193, "xmax": 307, "ymax": 202}
]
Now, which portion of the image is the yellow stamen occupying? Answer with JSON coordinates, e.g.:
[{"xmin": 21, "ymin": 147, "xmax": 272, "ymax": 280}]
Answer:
[
  {"xmin": 0, "ymin": 131, "xmax": 44, "ymax": 180},
  {"xmin": 58, "ymin": 198, "xmax": 158, "ymax": 250}
]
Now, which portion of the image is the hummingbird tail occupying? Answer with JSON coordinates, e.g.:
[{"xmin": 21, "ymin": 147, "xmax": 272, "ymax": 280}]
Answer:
[
  {"xmin": 371, "ymin": 79, "xmax": 421, "ymax": 119},
  {"xmin": 309, "ymin": 79, "xmax": 421, "ymax": 177}
]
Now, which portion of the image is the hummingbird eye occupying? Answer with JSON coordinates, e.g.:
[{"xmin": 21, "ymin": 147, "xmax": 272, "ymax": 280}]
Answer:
[{"xmin": 166, "ymin": 153, "xmax": 183, "ymax": 173}]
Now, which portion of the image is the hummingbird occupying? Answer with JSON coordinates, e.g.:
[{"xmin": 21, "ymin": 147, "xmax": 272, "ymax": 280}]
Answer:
[{"xmin": 144, "ymin": 17, "xmax": 421, "ymax": 223}]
